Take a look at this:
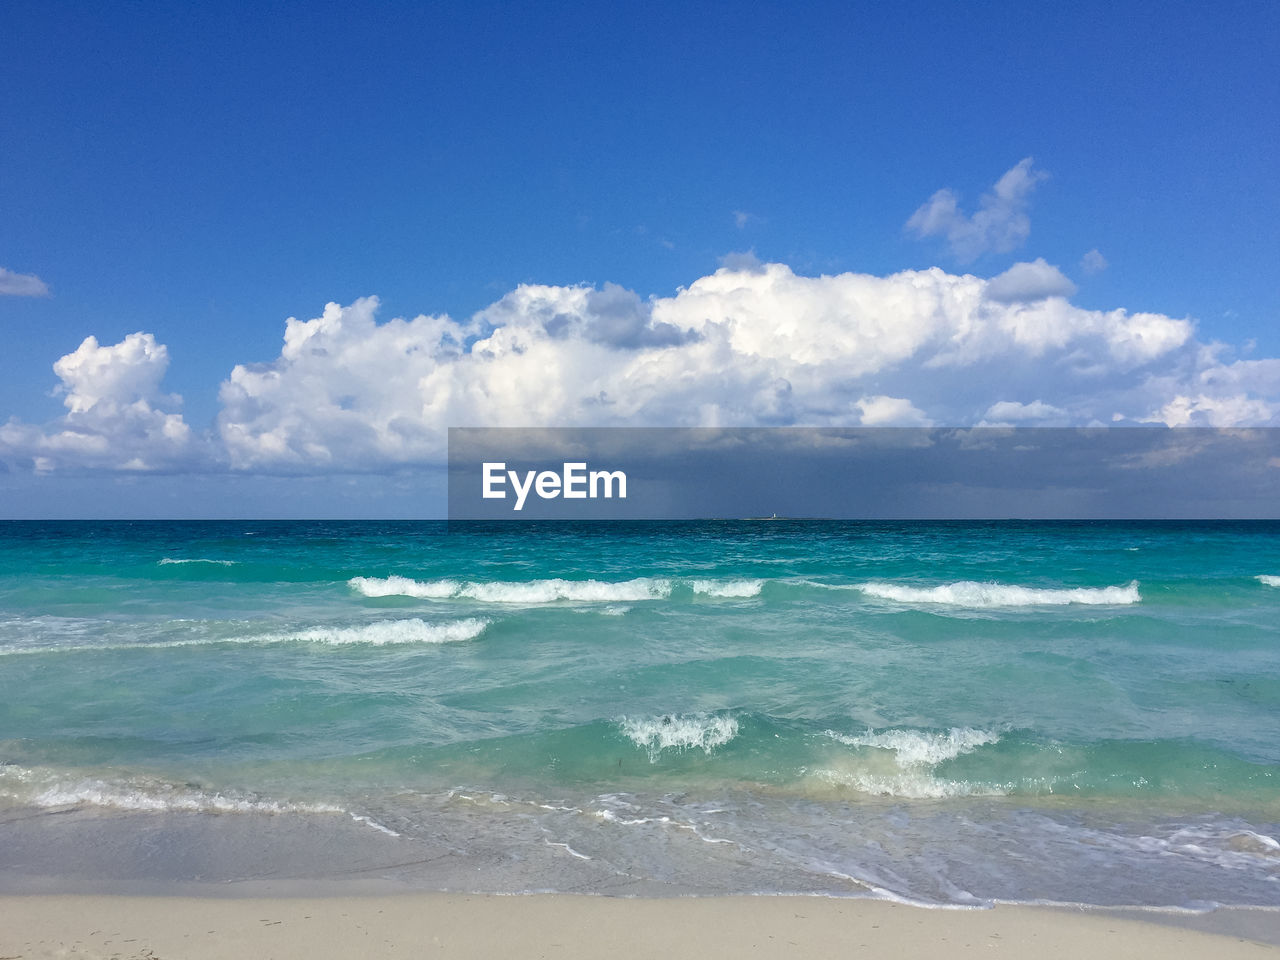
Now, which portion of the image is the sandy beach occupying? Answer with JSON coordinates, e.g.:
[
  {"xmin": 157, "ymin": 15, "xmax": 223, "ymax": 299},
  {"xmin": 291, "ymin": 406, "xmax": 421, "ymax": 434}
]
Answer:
[{"xmin": 1, "ymin": 893, "xmax": 1277, "ymax": 960}]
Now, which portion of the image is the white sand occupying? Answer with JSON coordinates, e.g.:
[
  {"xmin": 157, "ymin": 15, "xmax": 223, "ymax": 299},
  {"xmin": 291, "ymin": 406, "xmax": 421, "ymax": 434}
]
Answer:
[{"xmin": 1, "ymin": 893, "xmax": 1276, "ymax": 959}]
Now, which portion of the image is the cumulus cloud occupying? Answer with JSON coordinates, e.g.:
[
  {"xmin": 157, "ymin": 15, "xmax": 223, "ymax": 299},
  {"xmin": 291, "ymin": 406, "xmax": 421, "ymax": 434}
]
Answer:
[
  {"xmin": 906, "ymin": 158, "xmax": 1048, "ymax": 262},
  {"xmin": 981, "ymin": 400, "xmax": 1067, "ymax": 423},
  {"xmin": 1144, "ymin": 394, "xmax": 1275, "ymax": 427},
  {"xmin": 209, "ymin": 262, "xmax": 1236, "ymax": 473},
  {"xmin": 984, "ymin": 258, "xmax": 1077, "ymax": 303},
  {"xmin": 4, "ymin": 260, "xmax": 1277, "ymax": 475},
  {"xmin": 1081, "ymin": 249, "xmax": 1108, "ymax": 275},
  {"xmin": 0, "ymin": 267, "xmax": 51, "ymax": 297},
  {"xmin": 0, "ymin": 333, "xmax": 195, "ymax": 471},
  {"xmin": 856, "ymin": 396, "xmax": 933, "ymax": 426}
]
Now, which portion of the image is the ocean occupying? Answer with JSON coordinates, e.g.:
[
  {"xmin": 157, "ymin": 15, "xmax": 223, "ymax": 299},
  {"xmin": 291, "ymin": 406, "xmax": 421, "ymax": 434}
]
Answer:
[{"xmin": 1, "ymin": 519, "xmax": 1278, "ymax": 909}]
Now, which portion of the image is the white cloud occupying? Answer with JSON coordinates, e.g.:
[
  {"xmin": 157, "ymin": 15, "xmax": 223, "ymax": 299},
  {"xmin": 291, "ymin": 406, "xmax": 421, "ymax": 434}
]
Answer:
[
  {"xmin": 985, "ymin": 258, "xmax": 1077, "ymax": 303},
  {"xmin": 717, "ymin": 250, "xmax": 764, "ymax": 273},
  {"xmin": 982, "ymin": 400, "xmax": 1067, "ymax": 422},
  {"xmin": 733, "ymin": 210, "xmax": 753, "ymax": 229},
  {"xmin": 1144, "ymin": 394, "xmax": 1275, "ymax": 428},
  {"xmin": 0, "ymin": 333, "xmax": 195, "ymax": 471},
  {"xmin": 856, "ymin": 396, "xmax": 933, "ymax": 426},
  {"xmin": 906, "ymin": 158, "xmax": 1048, "ymax": 262},
  {"xmin": 3, "ymin": 260, "xmax": 1276, "ymax": 474},
  {"xmin": 1081, "ymin": 249, "xmax": 1108, "ymax": 275},
  {"xmin": 0, "ymin": 267, "xmax": 51, "ymax": 297},
  {"xmin": 208, "ymin": 262, "xmax": 1219, "ymax": 471}
]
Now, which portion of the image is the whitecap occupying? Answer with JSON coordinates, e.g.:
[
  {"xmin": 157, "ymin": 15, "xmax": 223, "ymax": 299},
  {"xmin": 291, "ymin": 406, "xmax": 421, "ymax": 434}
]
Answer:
[
  {"xmin": 691, "ymin": 578, "xmax": 764, "ymax": 598},
  {"xmin": 811, "ymin": 726, "xmax": 1006, "ymax": 799},
  {"xmin": 857, "ymin": 580, "xmax": 1140, "ymax": 607},
  {"xmin": 618, "ymin": 713, "xmax": 739, "ymax": 762},
  {"xmin": 350, "ymin": 575, "xmax": 672, "ymax": 603},
  {"xmin": 262, "ymin": 618, "xmax": 489, "ymax": 646},
  {"xmin": 826, "ymin": 726, "xmax": 1001, "ymax": 765}
]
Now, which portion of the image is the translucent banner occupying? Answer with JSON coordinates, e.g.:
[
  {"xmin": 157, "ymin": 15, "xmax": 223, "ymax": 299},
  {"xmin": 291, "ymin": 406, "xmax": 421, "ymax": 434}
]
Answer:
[{"xmin": 447, "ymin": 427, "xmax": 1280, "ymax": 520}]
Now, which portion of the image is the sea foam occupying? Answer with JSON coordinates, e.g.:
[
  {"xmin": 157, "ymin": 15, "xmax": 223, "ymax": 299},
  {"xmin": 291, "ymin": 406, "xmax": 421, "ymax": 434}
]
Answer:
[
  {"xmin": 0, "ymin": 764, "xmax": 407, "ymax": 836},
  {"xmin": 826, "ymin": 727, "xmax": 1001, "ymax": 765},
  {"xmin": 264, "ymin": 618, "xmax": 489, "ymax": 646},
  {"xmin": 812, "ymin": 727, "xmax": 1005, "ymax": 799},
  {"xmin": 858, "ymin": 580, "xmax": 1141, "ymax": 607},
  {"xmin": 0, "ymin": 764, "xmax": 340, "ymax": 816},
  {"xmin": 0, "ymin": 618, "xmax": 489, "ymax": 655},
  {"xmin": 619, "ymin": 713, "xmax": 739, "ymax": 762},
  {"xmin": 1256, "ymin": 575, "xmax": 1280, "ymax": 587},
  {"xmin": 159, "ymin": 557, "xmax": 237, "ymax": 566},
  {"xmin": 691, "ymin": 579, "xmax": 764, "ymax": 598},
  {"xmin": 350, "ymin": 575, "xmax": 672, "ymax": 603}
]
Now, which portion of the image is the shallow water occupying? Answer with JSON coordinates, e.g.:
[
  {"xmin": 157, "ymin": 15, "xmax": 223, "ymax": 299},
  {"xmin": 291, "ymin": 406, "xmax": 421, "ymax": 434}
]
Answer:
[{"xmin": 1, "ymin": 519, "xmax": 1278, "ymax": 907}]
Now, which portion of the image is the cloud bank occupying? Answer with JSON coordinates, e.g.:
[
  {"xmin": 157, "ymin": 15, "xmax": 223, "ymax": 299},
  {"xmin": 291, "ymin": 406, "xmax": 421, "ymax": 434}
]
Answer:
[{"xmin": 2, "ymin": 260, "xmax": 1277, "ymax": 474}]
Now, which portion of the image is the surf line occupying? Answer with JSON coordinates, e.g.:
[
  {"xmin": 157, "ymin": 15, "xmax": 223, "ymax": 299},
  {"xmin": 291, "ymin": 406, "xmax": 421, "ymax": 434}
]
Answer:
[{"xmin": 482, "ymin": 462, "xmax": 627, "ymax": 511}]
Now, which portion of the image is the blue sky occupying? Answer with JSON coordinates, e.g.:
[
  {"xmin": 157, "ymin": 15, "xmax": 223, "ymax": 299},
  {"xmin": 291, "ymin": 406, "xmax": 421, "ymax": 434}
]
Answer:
[{"xmin": 2, "ymin": 1, "xmax": 1278, "ymax": 516}]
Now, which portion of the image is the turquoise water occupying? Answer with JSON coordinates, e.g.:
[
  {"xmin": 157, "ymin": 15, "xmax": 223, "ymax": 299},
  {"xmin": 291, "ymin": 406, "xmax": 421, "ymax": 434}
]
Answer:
[{"xmin": 1, "ymin": 519, "xmax": 1279, "ymax": 906}]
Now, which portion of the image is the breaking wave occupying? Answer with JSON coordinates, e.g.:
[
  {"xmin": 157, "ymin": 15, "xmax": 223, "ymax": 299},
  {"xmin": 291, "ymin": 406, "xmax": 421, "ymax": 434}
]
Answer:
[
  {"xmin": 619, "ymin": 713, "xmax": 740, "ymax": 762},
  {"xmin": 350, "ymin": 575, "xmax": 673, "ymax": 603},
  {"xmin": 857, "ymin": 580, "xmax": 1141, "ymax": 607},
  {"xmin": 811, "ymin": 727, "xmax": 1006, "ymax": 799},
  {"xmin": 691, "ymin": 579, "xmax": 764, "ymax": 598},
  {"xmin": 261, "ymin": 618, "xmax": 489, "ymax": 646},
  {"xmin": 826, "ymin": 726, "xmax": 1002, "ymax": 765}
]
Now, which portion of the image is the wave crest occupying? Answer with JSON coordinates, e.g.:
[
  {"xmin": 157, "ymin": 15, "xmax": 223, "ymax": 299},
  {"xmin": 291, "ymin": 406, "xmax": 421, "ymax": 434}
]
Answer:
[
  {"xmin": 826, "ymin": 726, "xmax": 1001, "ymax": 765},
  {"xmin": 858, "ymin": 580, "xmax": 1140, "ymax": 607},
  {"xmin": 350, "ymin": 576, "xmax": 672, "ymax": 603},
  {"xmin": 691, "ymin": 579, "xmax": 764, "ymax": 598},
  {"xmin": 811, "ymin": 726, "xmax": 1005, "ymax": 799},
  {"xmin": 266, "ymin": 618, "xmax": 488, "ymax": 646},
  {"xmin": 619, "ymin": 713, "xmax": 739, "ymax": 762}
]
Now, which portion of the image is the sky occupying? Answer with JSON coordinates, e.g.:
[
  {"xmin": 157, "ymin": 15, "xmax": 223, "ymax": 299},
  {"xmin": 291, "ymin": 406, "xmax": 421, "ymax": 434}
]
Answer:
[{"xmin": 1, "ymin": 0, "xmax": 1278, "ymax": 517}]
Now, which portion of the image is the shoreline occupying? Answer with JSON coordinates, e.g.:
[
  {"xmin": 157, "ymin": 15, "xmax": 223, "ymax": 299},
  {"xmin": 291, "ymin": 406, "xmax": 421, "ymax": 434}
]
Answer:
[
  {"xmin": 2, "ymin": 893, "xmax": 1278, "ymax": 959},
  {"xmin": 3, "ymin": 804, "xmax": 1278, "ymax": 947}
]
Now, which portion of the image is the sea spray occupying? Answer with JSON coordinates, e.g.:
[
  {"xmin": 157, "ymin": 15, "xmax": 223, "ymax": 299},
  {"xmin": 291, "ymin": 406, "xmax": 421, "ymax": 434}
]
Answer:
[{"xmin": 619, "ymin": 714, "xmax": 740, "ymax": 762}]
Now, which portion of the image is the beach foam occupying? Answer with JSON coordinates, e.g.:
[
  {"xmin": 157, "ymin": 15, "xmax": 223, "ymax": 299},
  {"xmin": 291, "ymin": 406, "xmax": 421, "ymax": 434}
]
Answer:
[
  {"xmin": 812, "ymin": 727, "xmax": 1006, "ymax": 799},
  {"xmin": 1256, "ymin": 575, "xmax": 1280, "ymax": 587},
  {"xmin": 806, "ymin": 766, "xmax": 1003, "ymax": 799},
  {"xmin": 159, "ymin": 558, "xmax": 237, "ymax": 565},
  {"xmin": 857, "ymin": 580, "xmax": 1141, "ymax": 607},
  {"xmin": 0, "ymin": 764, "xmax": 341, "ymax": 816}
]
